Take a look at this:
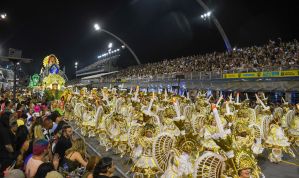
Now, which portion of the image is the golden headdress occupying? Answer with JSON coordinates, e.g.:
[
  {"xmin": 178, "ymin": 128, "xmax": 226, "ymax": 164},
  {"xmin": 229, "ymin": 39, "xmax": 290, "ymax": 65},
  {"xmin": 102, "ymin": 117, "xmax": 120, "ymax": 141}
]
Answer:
[{"xmin": 235, "ymin": 151, "xmax": 255, "ymax": 171}]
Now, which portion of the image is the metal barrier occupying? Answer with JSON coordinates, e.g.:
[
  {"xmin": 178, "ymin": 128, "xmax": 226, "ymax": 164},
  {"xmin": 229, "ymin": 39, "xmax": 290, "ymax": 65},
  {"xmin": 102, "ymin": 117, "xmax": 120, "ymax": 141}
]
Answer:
[{"xmin": 68, "ymin": 121, "xmax": 130, "ymax": 178}]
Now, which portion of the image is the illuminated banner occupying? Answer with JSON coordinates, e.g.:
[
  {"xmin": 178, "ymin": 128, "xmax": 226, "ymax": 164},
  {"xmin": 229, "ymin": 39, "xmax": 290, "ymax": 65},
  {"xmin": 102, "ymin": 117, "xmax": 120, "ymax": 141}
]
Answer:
[
  {"xmin": 223, "ymin": 73, "xmax": 239, "ymax": 78},
  {"xmin": 262, "ymin": 71, "xmax": 280, "ymax": 77},
  {"xmin": 240, "ymin": 72, "xmax": 261, "ymax": 78},
  {"xmin": 223, "ymin": 70, "xmax": 299, "ymax": 79},
  {"xmin": 280, "ymin": 70, "xmax": 299, "ymax": 77}
]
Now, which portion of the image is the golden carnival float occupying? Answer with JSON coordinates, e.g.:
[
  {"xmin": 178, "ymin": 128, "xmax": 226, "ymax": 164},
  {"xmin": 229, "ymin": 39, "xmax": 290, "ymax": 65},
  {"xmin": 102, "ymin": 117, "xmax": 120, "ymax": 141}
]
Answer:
[{"xmin": 36, "ymin": 54, "xmax": 68, "ymax": 114}]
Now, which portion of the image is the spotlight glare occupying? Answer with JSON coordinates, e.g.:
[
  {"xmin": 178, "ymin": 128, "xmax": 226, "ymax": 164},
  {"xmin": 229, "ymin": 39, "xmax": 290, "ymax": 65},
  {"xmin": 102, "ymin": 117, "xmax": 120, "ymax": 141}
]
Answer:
[
  {"xmin": 108, "ymin": 42, "xmax": 113, "ymax": 48},
  {"xmin": 0, "ymin": 13, "xmax": 7, "ymax": 19},
  {"xmin": 94, "ymin": 23, "xmax": 100, "ymax": 31}
]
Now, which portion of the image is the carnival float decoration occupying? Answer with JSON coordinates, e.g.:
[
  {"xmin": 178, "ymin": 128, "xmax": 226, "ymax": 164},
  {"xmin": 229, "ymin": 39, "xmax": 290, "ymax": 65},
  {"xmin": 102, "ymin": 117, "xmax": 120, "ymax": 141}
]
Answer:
[
  {"xmin": 39, "ymin": 54, "xmax": 67, "ymax": 101},
  {"xmin": 28, "ymin": 73, "xmax": 41, "ymax": 88}
]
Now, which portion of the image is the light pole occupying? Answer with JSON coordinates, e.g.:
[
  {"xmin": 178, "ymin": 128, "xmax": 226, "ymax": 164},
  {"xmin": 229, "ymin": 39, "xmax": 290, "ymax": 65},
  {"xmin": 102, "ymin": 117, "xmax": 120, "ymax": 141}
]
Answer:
[
  {"xmin": 75, "ymin": 61, "xmax": 78, "ymax": 79},
  {"xmin": 196, "ymin": 0, "xmax": 232, "ymax": 53},
  {"xmin": 93, "ymin": 23, "xmax": 141, "ymax": 65}
]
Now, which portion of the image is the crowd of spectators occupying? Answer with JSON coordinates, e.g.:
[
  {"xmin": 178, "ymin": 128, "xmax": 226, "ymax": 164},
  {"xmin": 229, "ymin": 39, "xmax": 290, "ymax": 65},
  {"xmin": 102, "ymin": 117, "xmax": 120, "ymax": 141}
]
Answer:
[
  {"xmin": 0, "ymin": 92, "xmax": 118, "ymax": 178},
  {"xmin": 107, "ymin": 39, "xmax": 299, "ymax": 80}
]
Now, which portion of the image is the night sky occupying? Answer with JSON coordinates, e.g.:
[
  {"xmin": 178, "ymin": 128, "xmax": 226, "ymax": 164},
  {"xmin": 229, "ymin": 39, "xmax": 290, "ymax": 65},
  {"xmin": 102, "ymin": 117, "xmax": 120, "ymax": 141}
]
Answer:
[{"xmin": 0, "ymin": 0, "xmax": 298, "ymax": 79}]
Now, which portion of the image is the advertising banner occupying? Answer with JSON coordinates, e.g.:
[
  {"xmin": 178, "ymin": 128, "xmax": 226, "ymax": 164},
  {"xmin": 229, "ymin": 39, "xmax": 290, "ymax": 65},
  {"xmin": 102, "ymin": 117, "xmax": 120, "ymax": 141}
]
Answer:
[
  {"xmin": 240, "ymin": 72, "xmax": 261, "ymax": 78},
  {"xmin": 262, "ymin": 71, "xmax": 280, "ymax": 77},
  {"xmin": 223, "ymin": 73, "xmax": 239, "ymax": 78},
  {"xmin": 280, "ymin": 70, "xmax": 299, "ymax": 77}
]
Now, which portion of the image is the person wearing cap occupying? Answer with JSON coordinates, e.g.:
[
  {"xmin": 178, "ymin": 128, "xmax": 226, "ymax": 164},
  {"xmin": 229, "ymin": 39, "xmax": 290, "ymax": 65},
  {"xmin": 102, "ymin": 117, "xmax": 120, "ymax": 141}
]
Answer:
[
  {"xmin": 45, "ymin": 170, "xmax": 63, "ymax": 178},
  {"xmin": 4, "ymin": 169, "xmax": 25, "ymax": 178},
  {"xmin": 17, "ymin": 113, "xmax": 27, "ymax": 128},
  {"xmin": 236, "ymin": 153, "xmax": 255, "ymax": 178}
]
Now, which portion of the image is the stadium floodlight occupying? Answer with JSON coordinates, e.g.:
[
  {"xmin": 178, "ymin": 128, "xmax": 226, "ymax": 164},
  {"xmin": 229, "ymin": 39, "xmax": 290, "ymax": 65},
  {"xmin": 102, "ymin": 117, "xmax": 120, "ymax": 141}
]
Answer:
[
  {"xmin": 94, "ymin": 23, "xmax": 100, "ymax": 31},
  {"xmin": 200, "ymin": 11, "xmax": 212, "ymax": 19},
  {"xmin": 196, "ymin": 0, "xmax": 232, "ymax": 53},
  {"xmin": 0, "ymin": 13, "xmax": 7, "ymax": 20},
  {"xmin": 75, "ymin": 62, "xmax": 79, "ymax": 69},
  {"xmin": 108, "ymin": 42, "xmax": 113, "ymax": 48}
]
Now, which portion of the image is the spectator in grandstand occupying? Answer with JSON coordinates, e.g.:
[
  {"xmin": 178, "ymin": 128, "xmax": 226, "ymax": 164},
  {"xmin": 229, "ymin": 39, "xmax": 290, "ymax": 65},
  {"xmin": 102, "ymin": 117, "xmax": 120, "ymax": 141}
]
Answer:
[
  {"xmin": 64, "ymin": 137, "xmax": 88, "ymax": 172},
  {"xmin": 106, "ymin": 39, "xmax": 299, "ymax": 80},
  {"xmin": 93, "ymin": 157, "xmax": 115, "ymax": 178}
]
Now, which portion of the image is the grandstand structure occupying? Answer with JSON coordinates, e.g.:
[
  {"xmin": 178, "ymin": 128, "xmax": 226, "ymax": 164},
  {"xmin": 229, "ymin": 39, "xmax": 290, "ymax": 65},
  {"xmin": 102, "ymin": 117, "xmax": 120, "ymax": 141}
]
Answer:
[
  {"xmin": 75, "ymin": 55, "xmax": 119, "ymax": 79},
  {"xmin": 87, "ymin": 40, "xmax": 299, "ymax": 103},
  {"xmin": 0, "ymin": 65, "xmax": 15, "ymax": 89}
]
